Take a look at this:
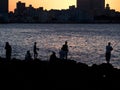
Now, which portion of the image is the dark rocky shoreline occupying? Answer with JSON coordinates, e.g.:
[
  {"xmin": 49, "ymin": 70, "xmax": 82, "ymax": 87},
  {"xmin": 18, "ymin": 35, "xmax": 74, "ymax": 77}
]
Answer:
[{"xmin": 0, "ymin": 57, "xmax": 120, "ymax": 89}]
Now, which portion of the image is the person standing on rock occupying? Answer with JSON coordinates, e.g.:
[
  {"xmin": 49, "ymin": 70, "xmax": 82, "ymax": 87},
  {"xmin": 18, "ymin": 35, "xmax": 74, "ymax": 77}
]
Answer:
[
  {"xmin": 105, "ymin": 42, "xmax": 113, "ymax": 64},
  {"xmin": 33, "ymin": 42, "xmax": 39, "ymax": 59},
  {"xmin": 5, "ymin": 42, "xmax": 12, "ymax": 61},
  {"xmin": 61, "ymin": 41, "xmax": 69, "ymax": 60}
]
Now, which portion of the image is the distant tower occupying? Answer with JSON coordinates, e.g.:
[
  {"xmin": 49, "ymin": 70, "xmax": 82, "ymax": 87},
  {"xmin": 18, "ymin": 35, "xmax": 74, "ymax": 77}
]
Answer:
[
  {"xmin": 77, "ymin": 0, "xmax": 105, "ymax": 16},
  {"xmin": 0, "ymin": 0, "xmax": 8, "ymax": 22},
  {"xmin": 106, "ymin": 4, "xmax": 110, "ymax": 10}
]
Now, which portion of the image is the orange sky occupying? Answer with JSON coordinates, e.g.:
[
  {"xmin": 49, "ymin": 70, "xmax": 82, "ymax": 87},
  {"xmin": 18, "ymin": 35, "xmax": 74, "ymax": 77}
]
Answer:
[{"xmin": 9, "ymin": 0, "xmax": 120, "ymax": 12}]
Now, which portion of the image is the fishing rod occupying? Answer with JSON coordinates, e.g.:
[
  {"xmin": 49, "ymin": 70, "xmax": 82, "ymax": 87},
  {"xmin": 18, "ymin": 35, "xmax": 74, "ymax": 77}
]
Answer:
[{"xmin": 113, "ymin": 41, "xmax": 120, "ymax": 48}]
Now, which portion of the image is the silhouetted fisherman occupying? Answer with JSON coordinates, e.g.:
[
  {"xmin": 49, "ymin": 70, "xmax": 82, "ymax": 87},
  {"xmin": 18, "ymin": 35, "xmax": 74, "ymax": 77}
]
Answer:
[
  {"xmin": 105, "ymin": 42, "xmax": 113, "ymax": 64},
  {"xmin": 5, "ymin": 42, "xmax": 12, "ymax": 60},
  {"xmin": 33, "ymin": 42, "xmax": 39, "ymax": 59},
  {"xmin": 50, "ymin": 51, "xmax": 57, "ymax": 62},
  {"xmin": 25, "ymin": 50, "xmax": 32, "ymax": 61},
  {"xmin": 61, "ymin": 41, "xmax": 69, "ymax": 60}
]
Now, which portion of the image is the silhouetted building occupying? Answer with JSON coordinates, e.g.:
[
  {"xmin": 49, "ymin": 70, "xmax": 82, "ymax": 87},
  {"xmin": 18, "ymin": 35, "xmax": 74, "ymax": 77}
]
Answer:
[
  {"xmin": 77, "ymin": 0, "xmax": 105, "ymax": 16},
  {"xmin": 104, "ymin": 4, "xmax": 116, "ymax": 17},
  {"xmin": 17, "ymin": 1, "xmax": 25, "ymax": 10},
  {"xmin": 69, "ymin": 5, "xmax": 76, "ymax": 10},
  {"xmin": 93, "ymin": 0, "xmax": 105, "ymax": 16},
  {"xmin": 15, "ymin": 1, "xmax": 26, "ymax": 15},
  {"xmin": 77, "ymin": 0, "xmax": 91, "ymax": 12},
  {"xmin": 105, "ymin": 4, "xmax": 110, "ymax": 11},
  {"xmin": 104, "ymin": 4, "xmax": 111, "ymax": 16},
  {"xmin": 37, "ymin": 7, "xmax": 44, "ymax": 11},
  {"xmin": 0, "ymin": 0, "xmax": 8, "ymax": 22},
  {"xmin": 9, "ymin": 1, "xmax": 120, "ymax": 23}
]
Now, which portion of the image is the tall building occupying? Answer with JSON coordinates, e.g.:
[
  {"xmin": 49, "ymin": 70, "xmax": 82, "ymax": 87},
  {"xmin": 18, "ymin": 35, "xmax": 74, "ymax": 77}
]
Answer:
[
  {"xmin": 0, "ymin": 0, "xmax": 8, "ymax": 22},
  {"xmin": 16, "ymin": 1, "xmax": 26, "ymax": 14},
  {"xmin": 14, "ymin": 1, "xmax": 26, "ymax": 17},
  {"xmin": 77, "ymin": 0, "xmax": 91, "ymax": 12},
  {"xmin": 0, "ymin": 0, "xmax": 8, "ymax": 13},
  {"xmin": 92, "ymin": 0, "xmax": 105, "ymax": 15},
  {"xmin": 17, "ymin": 1, "xmax": 26, "ymax": 11},
  {"xmin": 77, "ymin": 0, "xmax": 105, "ymax": 16}
]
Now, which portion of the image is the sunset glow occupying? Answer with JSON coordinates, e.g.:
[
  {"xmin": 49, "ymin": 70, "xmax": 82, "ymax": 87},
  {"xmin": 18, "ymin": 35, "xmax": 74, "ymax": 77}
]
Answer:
[{"xmin": 10, "ymin": 0, "xmax": 120, "ymax": 12}]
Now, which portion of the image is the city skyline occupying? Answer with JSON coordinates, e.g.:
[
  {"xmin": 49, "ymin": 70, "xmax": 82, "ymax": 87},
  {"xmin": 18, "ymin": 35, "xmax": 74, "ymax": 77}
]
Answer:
[{"xmin": 10, "ymin": 0, "xmax": 120, "ymax": 12}]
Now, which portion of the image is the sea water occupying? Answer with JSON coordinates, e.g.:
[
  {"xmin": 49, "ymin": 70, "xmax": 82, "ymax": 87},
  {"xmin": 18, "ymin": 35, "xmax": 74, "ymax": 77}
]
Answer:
[{"xmin": 0, "ymin": 24, "xmax": 120, "ymax": 68}]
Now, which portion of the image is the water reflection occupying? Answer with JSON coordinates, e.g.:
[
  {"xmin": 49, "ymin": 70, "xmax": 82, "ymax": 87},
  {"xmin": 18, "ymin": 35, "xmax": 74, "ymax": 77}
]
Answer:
[{"xmin": 0, "ymin": 24, "xmax": 120, "ymax": 68}]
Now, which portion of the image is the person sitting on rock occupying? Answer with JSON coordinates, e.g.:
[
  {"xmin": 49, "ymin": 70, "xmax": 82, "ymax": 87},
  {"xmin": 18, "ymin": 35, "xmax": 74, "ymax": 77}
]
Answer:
[
  {"xmin": 25, "ymin": 50, "xmax": 32, "ymax": 61},
  {"xmin": 50, "ymin": 51, "xmax": 57, "ymax": 62}
]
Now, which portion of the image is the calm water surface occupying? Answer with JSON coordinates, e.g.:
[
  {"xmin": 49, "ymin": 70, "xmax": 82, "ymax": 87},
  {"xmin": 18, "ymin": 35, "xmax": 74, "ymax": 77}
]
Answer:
[{"xmin": 0, "ymin": 24, "xmax": 120, "ymax": 68}]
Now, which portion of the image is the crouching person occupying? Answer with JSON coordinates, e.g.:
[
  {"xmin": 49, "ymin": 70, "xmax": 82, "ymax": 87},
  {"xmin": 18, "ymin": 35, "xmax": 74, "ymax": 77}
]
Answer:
[
  {"xmin": 25, "ymin": 50, "xmax": 32, "ymax": 61},
  {"xmin": 49, "ymin": 51, "xmax": 57, "ymax": 62}
]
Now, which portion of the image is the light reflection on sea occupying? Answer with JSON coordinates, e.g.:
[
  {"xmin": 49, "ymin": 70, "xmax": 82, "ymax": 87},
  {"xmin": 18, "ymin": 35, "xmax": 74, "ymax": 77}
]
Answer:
[{"xmin": 0, "ymin": 24, "xmax": 120, "ymax": 68}]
